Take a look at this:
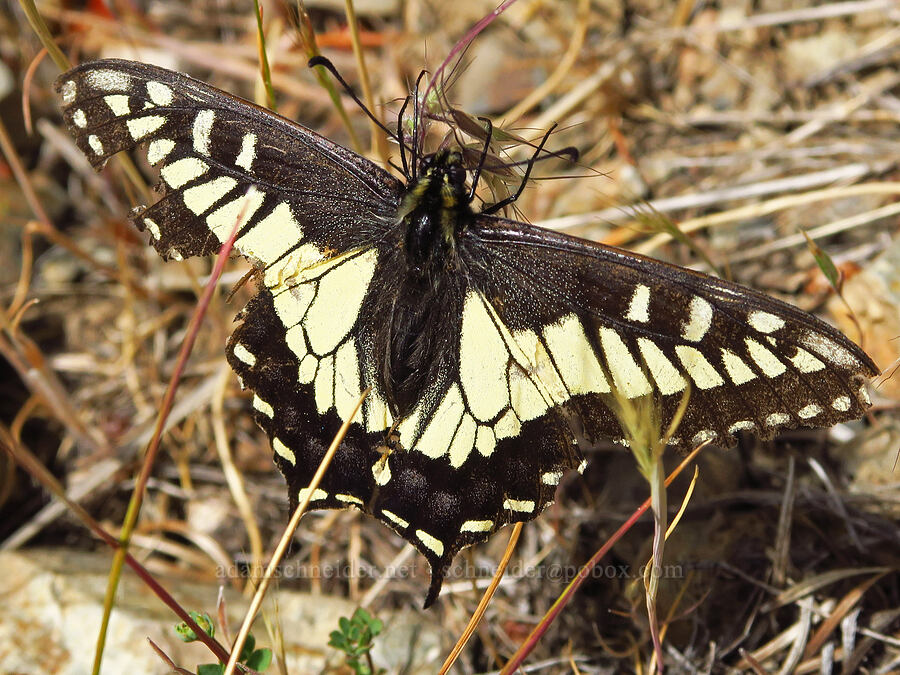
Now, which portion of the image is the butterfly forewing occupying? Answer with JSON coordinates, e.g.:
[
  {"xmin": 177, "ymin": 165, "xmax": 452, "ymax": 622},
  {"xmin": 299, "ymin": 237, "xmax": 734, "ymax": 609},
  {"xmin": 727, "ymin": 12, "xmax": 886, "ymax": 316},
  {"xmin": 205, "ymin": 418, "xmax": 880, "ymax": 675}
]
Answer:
[
  {"xmin": 56, "ymin": 59, "xmax": 877, "ymax": 607},
  {"xmin": 460, "ymin": 217, "xmax": 876, "ymax": 450},
  {"xmin": 56, "ymin": 59, "xmax": 402, "ymax": 264}
]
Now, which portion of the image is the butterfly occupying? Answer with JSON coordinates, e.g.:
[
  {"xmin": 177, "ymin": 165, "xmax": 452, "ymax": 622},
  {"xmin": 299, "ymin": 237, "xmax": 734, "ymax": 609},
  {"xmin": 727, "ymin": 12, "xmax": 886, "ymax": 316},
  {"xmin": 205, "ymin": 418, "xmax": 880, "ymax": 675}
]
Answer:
[{"xmin": 56, "ymin": 59, "xmax": 877, "ymax": 606}]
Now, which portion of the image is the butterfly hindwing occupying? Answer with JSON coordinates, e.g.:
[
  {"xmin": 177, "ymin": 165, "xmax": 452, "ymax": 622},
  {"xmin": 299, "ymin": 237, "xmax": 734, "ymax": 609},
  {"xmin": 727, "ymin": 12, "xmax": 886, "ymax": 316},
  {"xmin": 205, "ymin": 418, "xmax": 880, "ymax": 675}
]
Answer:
[{"xmin": 226, "ymin": 239, "xmax": 580, "ymax": 605}]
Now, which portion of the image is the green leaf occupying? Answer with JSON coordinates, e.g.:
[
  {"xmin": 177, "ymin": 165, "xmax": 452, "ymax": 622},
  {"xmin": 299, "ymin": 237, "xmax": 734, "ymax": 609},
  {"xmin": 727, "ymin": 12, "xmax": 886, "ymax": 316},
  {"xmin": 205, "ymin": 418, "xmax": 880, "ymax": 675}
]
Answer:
[
  {"xmin": 197, "ymin": 664, "xmax": 224, "ymax": 675},
  {"xmin": 174, "ymin": 623, "xmax": 196, "ymax": 642},
  {"xmin": 328, "ymin": 631, "xmax": 349, "ymax": 651},
  {"xmin": 246, "ymin": 648, "xmax": 272, "ymax": 671},
  {"xmin": 802, "ymin": 230, "xmax": 842, "ymax": 292},
  {"xmin": 332, "ymin": 609, "xmax": 384, "ymax": 673},
  {"xmin": 238, "ymin": 633, "xmax": 256, "ymax": 662}
]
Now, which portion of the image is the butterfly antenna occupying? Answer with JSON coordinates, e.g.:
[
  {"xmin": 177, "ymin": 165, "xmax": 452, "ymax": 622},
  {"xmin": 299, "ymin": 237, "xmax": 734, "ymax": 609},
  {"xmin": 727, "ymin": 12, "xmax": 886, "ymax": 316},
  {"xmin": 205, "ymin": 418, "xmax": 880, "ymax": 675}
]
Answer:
[
  {"xmin": 482, "ymin": 123, "xmax": 557, "ymax": 215},
  {"xmin": 308, "ymin": 56, "xmax": 409, "ymax": 153},
  {"xmin": 412, "ymin": 69, "xmax": 428, "ymax": 180},
  {"xmin": 468, "ymin": 116, "xmax": 493, "ymax": 203},
  {"xmin": 396, "ymin": 94, "xmax": 411, "ymax": 178}
]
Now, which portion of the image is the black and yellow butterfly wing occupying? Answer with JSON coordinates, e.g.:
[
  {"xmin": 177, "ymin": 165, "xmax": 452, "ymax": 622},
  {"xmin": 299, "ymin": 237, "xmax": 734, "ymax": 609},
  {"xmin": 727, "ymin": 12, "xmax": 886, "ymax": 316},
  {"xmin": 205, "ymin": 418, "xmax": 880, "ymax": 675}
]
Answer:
[
  {"xmin": 459, "ymin": 217, "xmax": 875, "ymax": 450},
  {"xmin": 56, "ymin": 59, "xmax": 877, "ymax": 607},
  {"xmin": 56, "ymin": 59, "xmax": 402, "ymax": 262}
]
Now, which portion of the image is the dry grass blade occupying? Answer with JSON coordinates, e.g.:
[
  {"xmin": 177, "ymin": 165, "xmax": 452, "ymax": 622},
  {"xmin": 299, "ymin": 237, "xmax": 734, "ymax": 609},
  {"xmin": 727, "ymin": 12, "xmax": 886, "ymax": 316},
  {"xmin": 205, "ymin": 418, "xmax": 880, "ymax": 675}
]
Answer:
[
  {"xmin": 211, "ymin": 364, "xmax": 264, "ymax": 585},
  {"xmin": 502, "ymin": 0, "xmax": 589, "ymax": 124},
  {"xmin": 842, "ymin": 607, "xmax": 900, "ymax": 672},
  {"xmin": 439, "ymin": 522, "xmax": 523, "ymax": 674},
  {"xmin": 803, "ymin": 571, "xmax": 888, "ymax": 661},
  {"xmin": 147, "ymin": 637, "xmax": 195, "ymax": 674},
  {"xmin": 665, "ymin": 466, "xmax": 699, "ymax": 539},
  {"xmin": 772, "ymin": 456, "xmax": 796, "ymax": 587},
  {"xmin": 251, "ymin": 0, "xmax": 276, "ymax": 111},
  {"xmin": 295, "ymin": 2, "xmax": 361, "ymax": 151},
  {"xmin": 16, "ymin": 0, "xmax": 68, "ymax": 70},
  {"xmin": 342, "ymin": 0, "xmax": 389, "ymax": 164},
  {"xmin": 634, "ymin": 181, "xmax": 900, "ymax": 257},
  {"xmin": 763, "ymin": 567, "xmax": 895, "ymax": 613}
]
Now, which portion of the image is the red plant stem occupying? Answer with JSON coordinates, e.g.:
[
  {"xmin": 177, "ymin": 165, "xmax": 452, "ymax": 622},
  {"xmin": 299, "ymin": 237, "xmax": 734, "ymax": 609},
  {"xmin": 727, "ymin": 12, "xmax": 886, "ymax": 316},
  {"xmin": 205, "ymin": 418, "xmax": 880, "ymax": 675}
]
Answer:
[
  {"xmin": 93, "ymin": 198, "xmax": 246, "ymax": 674},
  {"xmin": 420, "ymin": 0, "xmax": 521, "ymax": 145}
]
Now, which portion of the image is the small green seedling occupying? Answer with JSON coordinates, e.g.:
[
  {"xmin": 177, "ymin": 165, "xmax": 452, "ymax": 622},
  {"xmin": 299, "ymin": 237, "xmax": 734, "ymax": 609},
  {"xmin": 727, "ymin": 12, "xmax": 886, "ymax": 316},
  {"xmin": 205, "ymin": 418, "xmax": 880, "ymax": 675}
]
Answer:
[
  {"xmin": 175, "ymin": 611, "xmax": 216, "ymax": 642},
  {"xmin": 328, "ymin": 608, "xmax": 385, "ymax": 675},
  {"xmin": 175, "ymin": 611, "xmax": 272, "ymax": 675}
]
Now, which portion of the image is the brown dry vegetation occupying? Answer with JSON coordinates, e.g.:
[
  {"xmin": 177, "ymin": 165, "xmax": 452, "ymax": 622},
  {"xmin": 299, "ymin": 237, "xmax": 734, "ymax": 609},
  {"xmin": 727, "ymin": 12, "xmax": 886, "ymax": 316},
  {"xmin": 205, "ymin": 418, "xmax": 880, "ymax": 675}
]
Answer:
[{"xmin": 2, "ymin": 0, "xmax": 900, "ymax": 673}]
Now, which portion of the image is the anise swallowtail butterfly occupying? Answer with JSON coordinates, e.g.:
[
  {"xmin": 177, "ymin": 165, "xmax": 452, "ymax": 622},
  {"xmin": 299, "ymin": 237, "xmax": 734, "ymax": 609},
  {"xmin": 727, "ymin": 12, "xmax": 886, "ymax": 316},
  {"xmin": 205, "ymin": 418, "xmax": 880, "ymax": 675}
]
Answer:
[{"xmin": 56, "ymin": 59, "xmax": 877, "ymax": 606}]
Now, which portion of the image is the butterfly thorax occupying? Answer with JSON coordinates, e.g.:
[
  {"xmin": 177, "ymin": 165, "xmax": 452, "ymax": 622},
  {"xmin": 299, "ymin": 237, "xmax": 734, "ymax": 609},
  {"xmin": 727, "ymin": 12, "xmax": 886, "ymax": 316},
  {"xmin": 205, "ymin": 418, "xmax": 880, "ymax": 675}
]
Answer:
[{"xmin": 398, "ymin": 150, "xmax": 471, "ymax": 279}]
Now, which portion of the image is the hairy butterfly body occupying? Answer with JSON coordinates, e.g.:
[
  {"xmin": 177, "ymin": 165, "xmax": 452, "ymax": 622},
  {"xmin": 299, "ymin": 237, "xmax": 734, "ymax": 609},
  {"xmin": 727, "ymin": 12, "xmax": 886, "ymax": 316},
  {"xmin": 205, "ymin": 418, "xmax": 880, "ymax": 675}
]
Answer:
[{"xmin": 56, "ymin": 59, "xmax": 877, "ymax": 606}]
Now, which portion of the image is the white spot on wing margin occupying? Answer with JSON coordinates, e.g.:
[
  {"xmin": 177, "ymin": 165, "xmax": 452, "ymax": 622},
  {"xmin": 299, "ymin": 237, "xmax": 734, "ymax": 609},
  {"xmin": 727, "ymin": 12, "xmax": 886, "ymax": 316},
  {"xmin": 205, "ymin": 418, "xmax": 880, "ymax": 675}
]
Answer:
[
  {"xmin": 748, "ymin": 311, "xmax": 785, "ymax": 334},
  {"xmin": 797, "ymin": 403, "xmax": 822, "ymax": 419},
  {"xmin": 503, "ymin": 498, "xmax": 535, "ymax": 513},
  {"xmin": 86, "ymin": 69, "xmax": 130, "ymax": 92},
  {"xmin": 832, "ymin": 395, "xmax": 851, "ymax": 411},
  {"xmin": 143, "ymin": 218, "xmax": 161, "ymax": 239},
  {"xmin": 60, "ymin": 80, "xmax": 76, "ymax": 103},
  {"xmin": 252, "ymin": 395, "xmax": 274, "ymax": 418},
  {"xmin": 192, "ymin": 109, "xmax": 215, "ymax": 155},
  {"xmin": 682, "ymin": 296, "xmax": 713, "ymax": 342},
  {"xmin": 273, "ymin": 437, "xmax": 295, "ymax": 464},
  {"xmin": 232, "ymin": 343, "xmax": 256, "ymax": 367},
  {"xmin": 88, "ymin": 135, "xmax": 103, "ymax": 155},
  {"xmin": 382, "ymin": 509, "xmax": 408, "ymax": 529},
  {"xmin": 799, "ymin": 331, "xmax": 861, "ymax": 368},
  {"xmin": 766, "ymin": 412, "xmax": 790, "ymax": 426}
]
